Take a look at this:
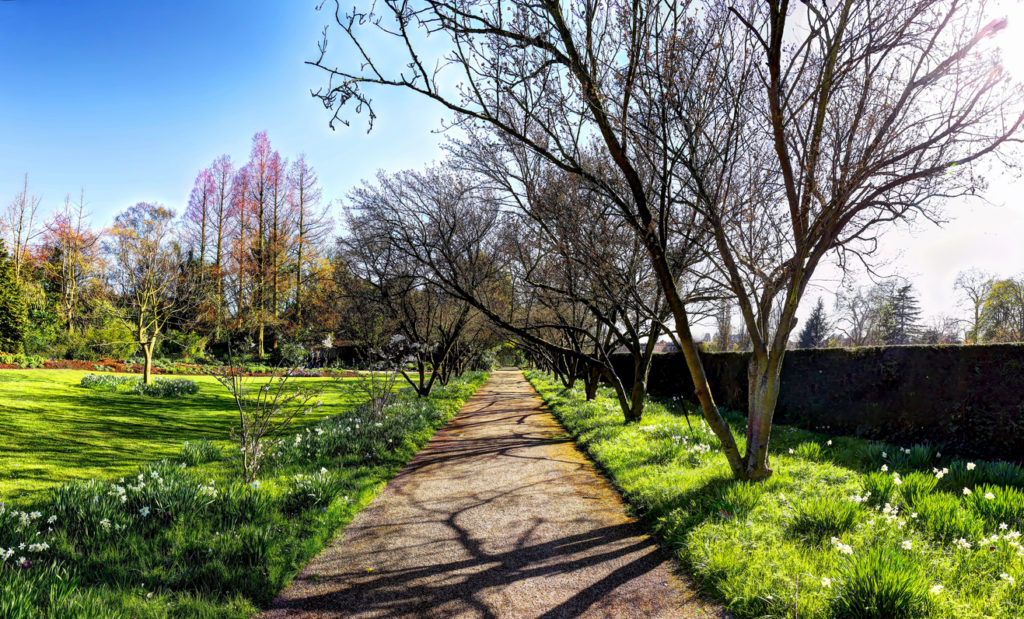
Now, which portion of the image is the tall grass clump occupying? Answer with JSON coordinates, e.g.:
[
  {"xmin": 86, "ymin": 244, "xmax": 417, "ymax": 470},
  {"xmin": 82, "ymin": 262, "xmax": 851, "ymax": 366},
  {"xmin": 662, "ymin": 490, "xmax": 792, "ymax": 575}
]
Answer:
[
  {"xmin": 791, "ymin": 493, "xmax": 858, "ymax": 540},
  {"xmin": 863, "ymin": 472, "xmax": 896, "ymax": 507},
  {"xmin": 913, "ymin": 493, "xmax": 985, "ymax": 543},
  {"xmin": 180, "ymin": 438, "xmax": 221, "ymax": 466},
  {"xmin": 897, "ymin": 471, "xmax": 938, "ymax": 509},
  {"xmin": 830, "ymin": 546, "xmax": 931, "ymax": 618},
  {"xmin": 964, "ymin": 484, "xmax": 1024, "ymax": 530}
]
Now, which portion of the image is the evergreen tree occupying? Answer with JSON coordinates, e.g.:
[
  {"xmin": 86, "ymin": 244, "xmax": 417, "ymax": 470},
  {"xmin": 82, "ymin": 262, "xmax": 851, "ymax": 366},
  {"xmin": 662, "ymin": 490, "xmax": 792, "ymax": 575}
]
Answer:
[
  {"xmin": 890, "ymin": 284, "xmax": 922, "ymax": 344},
  {"xmin": 0, "ymin": 241, "xmax": 28, "ymax": 352},
  {"xmin": 797, "ymin": 297, "xmax": 830, "ymax": 349}
]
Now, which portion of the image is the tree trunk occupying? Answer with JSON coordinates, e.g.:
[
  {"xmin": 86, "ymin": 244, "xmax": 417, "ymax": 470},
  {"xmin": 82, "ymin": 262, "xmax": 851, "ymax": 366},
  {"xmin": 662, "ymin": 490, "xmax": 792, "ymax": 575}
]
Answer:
[
  {"xmin": 143, "ymin": 343, "xmax": 154, "ymax": 385},
  {"xmin": 584, "ymin": 366, "xmax": 601, "ymax": 400},
  {"xmin": 742, "ymin": 353, "xmax": 784, "ymax": 480}
]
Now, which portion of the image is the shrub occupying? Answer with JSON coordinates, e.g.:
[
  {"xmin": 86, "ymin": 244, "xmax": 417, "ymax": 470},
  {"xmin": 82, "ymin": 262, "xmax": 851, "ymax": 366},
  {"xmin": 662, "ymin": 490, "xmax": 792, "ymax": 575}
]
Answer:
[
  {"xmin": 285, "ymin": 467, "xmax": 346, "ymax": 513},
  {"xmin": 897, "ymin": 472, "xmax": 938, "ymax": 509},
  {"xmin": 863, "ymin": 472, "xmax": 896, "ymax": 507},
  {"xmin": 830, "ymin": 546, "xmax": 931, "ymax": 618},
  {"xmin": 791, "ymin": 494, "xmax": 858, "ymax": 540},
  {"xmin": 179, "ymin": 439, "xmax": 221, "ymax": 467},
  {"xmin": 131, "ymin": 377, "xmax": 199, "ymax": 398},
  {"xmin": 965, "ymin": 484, "xmax": 1024, "ymax": 530},
  {"xmin": 914, "ymin": 493, "xmax": 984, "ymax": 543}
]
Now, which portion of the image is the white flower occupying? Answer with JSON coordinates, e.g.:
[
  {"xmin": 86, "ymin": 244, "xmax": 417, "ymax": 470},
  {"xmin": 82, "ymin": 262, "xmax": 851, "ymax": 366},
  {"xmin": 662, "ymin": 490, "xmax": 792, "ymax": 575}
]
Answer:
[
  {"xmin": 882, "ymin": 452, "xmax": 887, "ymax": 458},
  {"xmin": 893, "ymin": 475, "xmax": 902, "ymax": 486},
  {"xmin": 930, "ymin": 584, "xmax": 943, "ymax": 594},
  {"xmin": 985, "ymin": 492, "xmax": 995, "ymax": 500},
  {"xmin": 954, "ymin": 537, "xmax": 972, "ymax": 550},
  {"xmin": 99, "ymin": 518, "xmax": 111, "ymax": 530},
  {"xmin": 320, "ymin": 467, "xmax": 329, "ymax": 475},
  {"xmin": 139, "ymin": 506, "xmax": 150, "ymax": 517},
  {"xmin": 911, "ymin": 513, "xmax": 918, "ymax": 519},
  {"xmin": 788, "ymin": 448, "xmax": 794, "ymax": 454},
  {"xmin": 967, "ymin": 462, "xmax": 976, "ymax": 471},
  {"xmin": 827, "ymin": 440, "xmax": 832, "ymax": 446},
  {"xmin": 821, "ymin": 576, "xmax": 832, "ymax": 588},
  {"xmin": 46, "ymin": 515, "xmax": 57, "ymax": 524},
  {"xmin": 1000, "ymin": 523, "xmax": 1009, "ymax": 531},
  {"xmin": 936, "ymin": 452, "xmax": 941, "ymax": 458},
  {"xmin": 963, "ymin": 487, "xmax": 972, "ymax": 496},
  {"xmin": 881, "ymin": 464, "xmax": 889, "ymax": 472},
  {"xmin": 1000, "ymin": 573, "xmax": 1015, "ymax": 584},
  {"xmin": 901, "ymin": 540, "xmax": 913, "ymax": 550}
]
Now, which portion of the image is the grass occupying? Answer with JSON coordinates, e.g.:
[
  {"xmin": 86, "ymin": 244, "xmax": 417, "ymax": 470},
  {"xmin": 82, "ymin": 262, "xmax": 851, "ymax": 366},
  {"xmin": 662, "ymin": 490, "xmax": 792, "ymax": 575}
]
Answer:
[
  {"xmin": 0, "ymin": 370, "xmax": 361, "ymax": 503},
  {"xmin": 0, "ymin": 369, "xmax": 488, "ymax": 617},
  {"xmin": 525, "ymin": 370, "xmax": 1024, "ymax": 619}
]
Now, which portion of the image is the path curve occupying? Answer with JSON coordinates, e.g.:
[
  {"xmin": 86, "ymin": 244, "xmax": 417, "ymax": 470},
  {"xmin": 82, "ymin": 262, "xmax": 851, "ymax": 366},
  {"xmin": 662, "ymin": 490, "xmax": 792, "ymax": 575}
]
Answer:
[{"xmin": 262, "ymin": 370, "xmax": 726, "ymax": 618}]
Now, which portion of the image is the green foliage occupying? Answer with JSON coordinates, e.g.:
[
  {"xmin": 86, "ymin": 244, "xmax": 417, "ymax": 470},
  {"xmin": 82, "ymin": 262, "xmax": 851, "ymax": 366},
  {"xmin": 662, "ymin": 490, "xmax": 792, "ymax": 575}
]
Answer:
[
  {"xmin": 795, "ymin": 441, "xmax": 823, "ymax": 462},
  {"xmin": 0, "ymin": 242, "xmax": 27, "ymax": 353},
  {"xmin": 716, "ymin": 482, "xmax": 764, "ymax": 519},
  {"xmin": 964, "ymin": 484, "xmax": 1024, "ymax": 530},
  {"xmin": 285, "ymin": 467, "xmax": 347, "ymax": 513},
  {"xmin": 913, "ymin": 493, "xmax": 984, "ymax": 543},
  {"xmin": 897, "ymin": 472, "xmax": 938, "ymax": 509},
  {"xmin": 179, "ymin": 438, "xmax": 221, "ymax": 467},
  {"xmin": 0, "ymin": 352, "xmax": 44, "ymax": 368},
  {"xmin": 797, "ymin": 297, "xmax": 830, "ymax": 349},
  {"xmin": 830, "ymin": 547, "xmax": 931, "ymax": 618},
  {"xmin": 863, "ymin": 472, "xmax": 896, "ymax": 507},
  {"xmin": 791, "ymin": 494, "xmax": 859, "ymax": 540}
]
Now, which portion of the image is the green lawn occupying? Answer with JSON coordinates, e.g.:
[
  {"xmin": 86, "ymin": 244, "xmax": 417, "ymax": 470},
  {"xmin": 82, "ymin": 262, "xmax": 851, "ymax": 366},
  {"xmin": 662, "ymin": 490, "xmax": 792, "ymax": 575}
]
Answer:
[
  {"xmin": 526, "ymin": 370, "xmax": 1024, "ymax": 619},
  {"xmin": 0, "ymin": 370, "xmax": 363, "ymax": 503},
  {"xmin": 0, "ymin": 369, "xmax": 488, "ymax": 617}
]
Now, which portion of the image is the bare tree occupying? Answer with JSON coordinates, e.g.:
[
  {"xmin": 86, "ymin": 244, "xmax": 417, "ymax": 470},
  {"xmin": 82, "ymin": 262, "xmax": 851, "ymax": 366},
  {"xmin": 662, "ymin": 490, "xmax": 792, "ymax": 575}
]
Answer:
[
  {"xmin": 311, "ymin": 0, "xmax": 1023, "ymax": 478},
  {"xmin": 3, "ymin": 173, "xmax": 42, "ymax": 281},
  {"xmin": 955, "ymin": 268, "xmax": 995, "ymax": 343},
  {"xmin": 106, "ymin": 202, "xmax": 186, "ymax": 384}
]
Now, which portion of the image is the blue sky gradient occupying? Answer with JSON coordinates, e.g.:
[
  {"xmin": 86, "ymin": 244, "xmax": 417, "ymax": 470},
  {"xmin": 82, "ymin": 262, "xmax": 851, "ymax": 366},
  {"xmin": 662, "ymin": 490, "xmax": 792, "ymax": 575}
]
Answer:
[
  {"xmin": 0, "ymin": 0, "xmax": 446, "ymax": 222},
  {"xmin": 1, "ymin": 0, "xmax": 1023, "ymax": 328}
]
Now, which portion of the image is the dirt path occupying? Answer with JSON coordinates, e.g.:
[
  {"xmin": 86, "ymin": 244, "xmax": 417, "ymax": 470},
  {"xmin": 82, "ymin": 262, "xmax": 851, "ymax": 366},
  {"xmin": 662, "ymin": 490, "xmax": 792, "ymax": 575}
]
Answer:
[{"xmin": 262, "ymin": 370, "xmax": 725, "ymax": 618}]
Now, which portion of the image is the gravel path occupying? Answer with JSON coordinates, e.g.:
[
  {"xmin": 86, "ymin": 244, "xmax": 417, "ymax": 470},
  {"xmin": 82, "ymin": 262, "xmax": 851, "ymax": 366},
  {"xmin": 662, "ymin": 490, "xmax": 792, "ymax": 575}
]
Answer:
[{"xmin": 261, "ymin": 369, "xmax": 726, "ymax": 618}]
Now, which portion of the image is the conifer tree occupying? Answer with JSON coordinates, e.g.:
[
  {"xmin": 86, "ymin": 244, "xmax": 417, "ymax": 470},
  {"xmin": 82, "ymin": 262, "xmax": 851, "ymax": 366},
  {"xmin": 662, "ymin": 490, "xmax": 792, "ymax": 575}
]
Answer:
[
  {"xmin": 0, "ymin": 241, "xmax": 28, "ymax": 352},
  {"xmin": 796, "ymin": 297, "xmax": 830, "ymax": 349}
]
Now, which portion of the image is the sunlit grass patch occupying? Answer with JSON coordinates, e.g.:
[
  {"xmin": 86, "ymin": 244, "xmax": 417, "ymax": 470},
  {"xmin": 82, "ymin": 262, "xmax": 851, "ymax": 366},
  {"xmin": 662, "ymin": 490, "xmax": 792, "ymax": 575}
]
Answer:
[{"xmin": 525, "ymin": 370, "xmax": 1024, "ymax": 618}]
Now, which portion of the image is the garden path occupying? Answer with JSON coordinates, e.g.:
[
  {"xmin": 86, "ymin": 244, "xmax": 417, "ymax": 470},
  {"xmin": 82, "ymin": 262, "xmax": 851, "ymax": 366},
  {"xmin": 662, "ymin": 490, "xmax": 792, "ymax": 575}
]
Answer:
[{"xmin": 262, "ymin": 369, "xmax": 725, "ymax": 618}]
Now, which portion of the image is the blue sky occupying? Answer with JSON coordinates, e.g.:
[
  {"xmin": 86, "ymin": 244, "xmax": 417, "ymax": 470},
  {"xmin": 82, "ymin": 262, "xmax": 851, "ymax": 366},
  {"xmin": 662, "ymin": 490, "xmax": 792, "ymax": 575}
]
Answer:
[
  {"xmin": 1, "ymin": 0, "xmax": 1023, "ymax": 330},
  {"xmin": 0, "ymin": 0, "xmax": 447, "ymax": 223}
]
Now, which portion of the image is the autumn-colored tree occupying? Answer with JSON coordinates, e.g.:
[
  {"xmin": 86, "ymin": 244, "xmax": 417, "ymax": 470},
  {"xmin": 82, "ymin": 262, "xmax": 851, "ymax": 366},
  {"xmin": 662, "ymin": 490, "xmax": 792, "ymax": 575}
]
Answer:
[
  {"xmin": 40, "ymin": 191, "xmax": 101, "ymax": 334},
  {"xmin": 210, "ymin": 155, "xmax": 234, "ymax": 338}
]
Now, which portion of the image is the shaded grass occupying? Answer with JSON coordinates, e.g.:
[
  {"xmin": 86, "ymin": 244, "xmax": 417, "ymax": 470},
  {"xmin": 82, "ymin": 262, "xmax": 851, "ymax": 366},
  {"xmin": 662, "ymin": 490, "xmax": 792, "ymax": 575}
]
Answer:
[
  {"xmin": 0, "ymin": 370, "xmax": 362, "ymax": 503},
  {"xmin": 526, "ymin": 371, "xmax": 1024, "ymax": 619}
]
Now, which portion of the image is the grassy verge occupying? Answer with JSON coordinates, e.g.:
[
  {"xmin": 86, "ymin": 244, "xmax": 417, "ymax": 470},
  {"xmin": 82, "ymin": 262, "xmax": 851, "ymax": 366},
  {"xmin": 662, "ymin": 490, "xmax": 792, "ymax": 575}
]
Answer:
[
  {"xmin": 525, "ymin": 370, "xmax": 1024, "ymax": 618},
  {"xmin": 0, "ymin": 371, "xmax": 488, "ymax": 617},
  {"xmin": 0, "ymin": 370, "xmax": 363, "ymax": 502}
]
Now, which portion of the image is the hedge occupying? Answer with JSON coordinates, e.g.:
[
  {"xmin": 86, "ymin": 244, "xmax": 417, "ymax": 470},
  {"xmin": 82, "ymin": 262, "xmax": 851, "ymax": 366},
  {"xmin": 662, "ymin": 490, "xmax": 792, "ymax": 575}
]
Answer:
[{"xmin": 611, "ymin": 344, "xmax": 1024, "ymax": 462}]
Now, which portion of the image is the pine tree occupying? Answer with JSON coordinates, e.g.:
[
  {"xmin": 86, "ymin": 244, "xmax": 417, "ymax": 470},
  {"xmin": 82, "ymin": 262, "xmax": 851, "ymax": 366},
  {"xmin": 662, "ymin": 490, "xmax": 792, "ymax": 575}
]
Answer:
[
  {"xmin": 0, "ymin": 241, "xmax": 28, "ymax": 352},
  {"xmin": 797, "ymin": 297, "xmax": 830, "ymax": 349}
]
